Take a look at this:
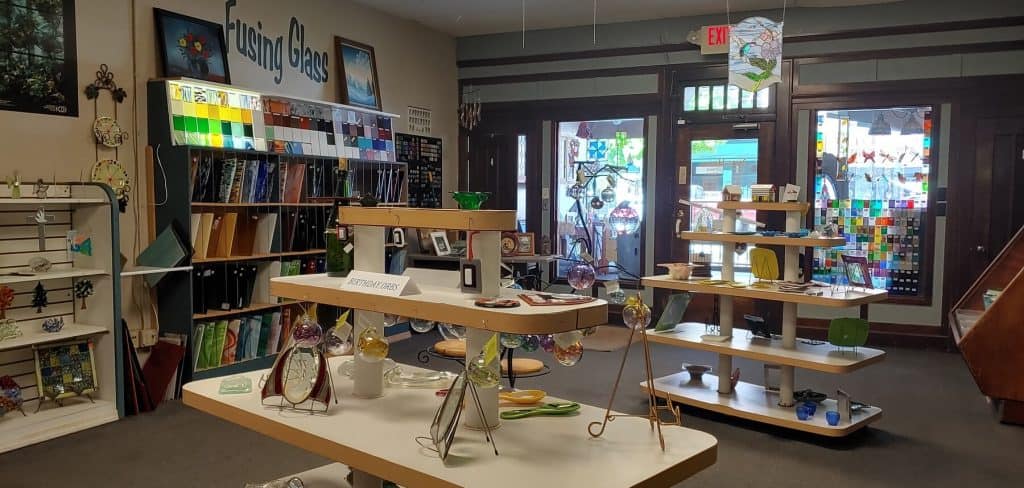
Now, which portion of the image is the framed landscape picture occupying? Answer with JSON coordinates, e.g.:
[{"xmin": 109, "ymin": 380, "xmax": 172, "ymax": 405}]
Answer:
[
  {"xmin": 841, "ymin": 254, "xmax": 873, "ymax": 289},
  {"xmin": 0, "ymin": 0, "xmax": 78, "ymax": 116},
  {"xmin": 154, "ymin": 8, "xmax": 230, "ymax": 83},
  {"xmin": 335, "ymin": 36, "xmax": 382, "ymax": 110}
]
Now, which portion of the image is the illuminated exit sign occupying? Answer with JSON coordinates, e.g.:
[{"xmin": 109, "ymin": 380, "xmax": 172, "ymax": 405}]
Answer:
[{"xmin": 687, "ymin": 24, "xmax": 731, "ymax": 55}]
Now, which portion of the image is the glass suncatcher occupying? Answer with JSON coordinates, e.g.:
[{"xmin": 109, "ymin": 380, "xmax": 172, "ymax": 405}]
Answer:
[{"xmin": 812, "ymin": 107, "xmax": 932, "ymax": 296}]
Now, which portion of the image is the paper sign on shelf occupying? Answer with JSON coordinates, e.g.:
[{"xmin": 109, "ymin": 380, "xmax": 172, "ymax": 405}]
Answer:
[{"xmin": 340, "ymin": 270, "xmax": 420, "ymax": 297}]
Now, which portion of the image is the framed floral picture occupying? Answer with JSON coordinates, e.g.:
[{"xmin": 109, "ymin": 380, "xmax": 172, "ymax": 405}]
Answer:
[
  {"xmin": 335, "ymin": 36, "xmax": 382, "ymax": 110},
  {"xmin": 154, "ymin": 8, "xmax": 231, "ymax": 83}
]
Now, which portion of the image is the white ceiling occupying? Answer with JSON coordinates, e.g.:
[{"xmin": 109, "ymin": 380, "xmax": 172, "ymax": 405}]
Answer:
[{"xmin": 350, "ymin": 0, "xmax": 901, "ymax": 37}]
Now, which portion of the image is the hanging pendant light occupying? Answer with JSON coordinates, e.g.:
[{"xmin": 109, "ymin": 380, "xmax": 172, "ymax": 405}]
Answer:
[
  {"xmin": 901, "ymin": 111, "xmax": 923, "ymax": 135},
  {"xmin": 868, "ymin": 112, "xmax": 891, "ymax": 136}
]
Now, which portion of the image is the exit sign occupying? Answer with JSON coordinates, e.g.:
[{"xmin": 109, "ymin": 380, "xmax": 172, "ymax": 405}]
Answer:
[{"xmin": 687, "ymin": 24, "xmax": 731, "ymax": 55}]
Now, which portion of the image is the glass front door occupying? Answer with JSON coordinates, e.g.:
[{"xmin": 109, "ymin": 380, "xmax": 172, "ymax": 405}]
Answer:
[{"xmin": 675, "ymin": 123, "xmax": 773, "ymax": 278}]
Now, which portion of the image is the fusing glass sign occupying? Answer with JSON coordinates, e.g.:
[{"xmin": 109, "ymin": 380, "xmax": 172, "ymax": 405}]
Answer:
[
  {"xmin": 224, "ymin": 0, "xmax": 329, "ymax": 84},
  {"xmin": 728, "ymin": 17, "xmax": 783, "ymax": 92}
]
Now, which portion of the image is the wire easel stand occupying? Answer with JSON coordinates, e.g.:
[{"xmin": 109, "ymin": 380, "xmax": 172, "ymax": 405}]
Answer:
[{"xmin": 587, "ymin": 320, "xmax": 681, "ymax": 451}]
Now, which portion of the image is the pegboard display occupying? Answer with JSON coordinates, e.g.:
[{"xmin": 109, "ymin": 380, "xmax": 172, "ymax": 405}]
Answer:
[{"xmin": 396, "ymin": 133, "xmax": 442, "ymax": 208}]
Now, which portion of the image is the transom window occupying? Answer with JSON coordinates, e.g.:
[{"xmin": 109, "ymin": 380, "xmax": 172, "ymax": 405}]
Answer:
[{"xmin": 682, "ymin": 84, "xmax": 772, "ymax": 112}]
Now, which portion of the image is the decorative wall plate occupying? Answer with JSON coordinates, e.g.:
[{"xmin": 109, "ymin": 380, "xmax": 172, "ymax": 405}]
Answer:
[
  {"xmin": 500, "ymin": 233, "xmax": 518, "ymax": 257},
  {"xmin": 92, "ymin": 116, "xmax": 128, "ymax": 147},
  {"xmin": 91, "ymin": 159, "xmax": 131, "ymax": 199}
]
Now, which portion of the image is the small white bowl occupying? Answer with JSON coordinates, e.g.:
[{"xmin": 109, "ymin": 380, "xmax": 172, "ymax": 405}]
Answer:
[{"xmin": 659, "ymin": 263, "xmax": 695, "ymax": 280}]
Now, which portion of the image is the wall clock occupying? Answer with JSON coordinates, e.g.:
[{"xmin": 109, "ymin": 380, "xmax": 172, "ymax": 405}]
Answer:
[
  {"xmin": 91, "ymin": 159, "xmax": 131, "ymax": 209},
  {"xmin": 92, "ymin": 116, "xmax": 128, "ymax": 148},
  {"xmin": 501, "ymin": 233, "xmax": 518, "ymax": 257}
]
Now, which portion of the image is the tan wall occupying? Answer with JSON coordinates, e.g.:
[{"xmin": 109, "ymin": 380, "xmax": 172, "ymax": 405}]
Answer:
[{"xmin": 0, "ymin": 0, "xmax": 457, "ymax": 331}]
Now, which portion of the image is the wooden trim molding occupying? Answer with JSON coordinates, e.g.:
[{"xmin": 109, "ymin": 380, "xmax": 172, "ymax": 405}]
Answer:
[{"xmin": 457, "ymin": 16, "xmax": 1024, "ymax": 68}]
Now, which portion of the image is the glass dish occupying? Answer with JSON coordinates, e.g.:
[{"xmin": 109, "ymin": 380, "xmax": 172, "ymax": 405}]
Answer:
[
  {"xmin": 450, "ymin": 191, "xmax": 490, "ymax": 209},
  {"xmin": 385, "ymin": 366, "xmax": 457, "ymax": 388}
]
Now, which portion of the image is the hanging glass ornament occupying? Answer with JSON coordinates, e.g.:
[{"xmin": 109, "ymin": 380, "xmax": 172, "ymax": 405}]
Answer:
[
  {"xmin": 553, "ymin": 341, "xmax": 584, "ymax": 366},
  {"xmin": 600, "ymin": 186, "xmax": 617, "ymax": 204},
  {"xmin": 567, "ymin": 263, "xmax": 596, "ymax": 291},
  {"xmin": 499, "ymin": 333, "xmax": 525, "ymax": 349},
  {"xmin": 292, "ymin": 317, "xmax": 323, "ymax": 347},
  {"xmin": 609, "ymin": 202, "xmax": 641, "ymax": 235},
  {"xmin": 438, "ymin": 323, "xmax": 466, "ymax": 341},
  {"xmin": 607, "ymin": 288, "xmax": 627, "ymax": 304},
  {"xmin": 467, "ymin": 351, "xmax": 500, "ymax": 388},
  {"xmin": 582, "ymin": 326, "xmax": 598, "ymax": 336},
  {"xmin": 356, "ymin": 327, "xmax": 389, "ymax": 363},
  {"xmin": 410, "ymin": 319, "xmax": 436, "ymax": 333},
  {"xmin": 622, "ymin": 295, "xmax": 653, "ymax": 330},
  {"xmin": 324, "ymin": 323, "xmax": 353, "ymax": 356},
  {"xmin": 567, "ymin": 183, "xmax": 587, "ymax": 199},
  {"xmin": 590, "ymin": 197, "xmax": 604, "ymax": 210},
  {"xmin": 383, "ymin": 314, "xmax": 400, "ymax": 327},
  {"xmin": 521, "ymin": 335, "xmax": 540, "ymax": 352},
  {"xmin": 540, "ymin": 334, "xmax": 556, "ymax": 353},
  {"xmin": 554, "ymin": 330, "xmax": 584, "ymax": 349}
]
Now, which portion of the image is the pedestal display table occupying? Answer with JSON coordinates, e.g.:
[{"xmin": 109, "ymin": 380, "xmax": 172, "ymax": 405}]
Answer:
[
  {"xmin": 643, "ymin": 201, "xmax": 889, "ymax": 436},
  {"xmin": 183, "ymin": 358, "xmax": 718, "ymax": 488}
]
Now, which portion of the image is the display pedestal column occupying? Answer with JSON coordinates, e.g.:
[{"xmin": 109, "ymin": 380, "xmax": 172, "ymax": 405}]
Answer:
[
  {"xmin": 778, "ymin": 210, "xmax": 801, "ymax": 407},
  {"xmin": 464, "ymin": 230, "xmax": 501, "ymax": 430},
  {"xmin": 718, "ymin": 211, "xmax": 736, "ymax": 395},
  {"xmin": 352, "ymin": 225, "xmax": 385, "ymax": 399}
]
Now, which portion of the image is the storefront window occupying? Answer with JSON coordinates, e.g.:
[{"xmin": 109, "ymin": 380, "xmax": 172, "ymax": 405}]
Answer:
[
  {"xmin": 555, "ymin": 119, "xmax": 645, "ymax": 281},
  {"xmin": 689, "ymin": 138, "xmax": 759, "ymax": 271},
  {"xmin": 812, "ymin": 107, "xmax": 933, "ymax": 296}
]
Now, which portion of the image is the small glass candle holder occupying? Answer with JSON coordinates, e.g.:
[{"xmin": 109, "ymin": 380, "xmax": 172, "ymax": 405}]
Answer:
[
  {"xmin": 796, "ymin": 405, "xmax": 810, "ymax": 421},
  {"xmin": 826, "ymin": 410, "xmax": 841, "ymax": 426},
  {"xmin": 803, "ymin": 401, "xmax": 817, "ymax": 416}
]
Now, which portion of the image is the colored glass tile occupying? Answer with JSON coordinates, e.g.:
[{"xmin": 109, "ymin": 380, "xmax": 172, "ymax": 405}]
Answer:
[
  {"xmin": 243, "ymin": 124, "xmax": 253, "ymax": 137},
  {"xmin": 241, "ymin": 110, "xmax": 253, "ymax": 124},
  {"xmin": 197, "ymin": 118, "xmax": 209, "ymax": 133},
  {"xmin": 209, "ymin": 120, "xmax": 221, "ymax": 134},
  {"xmin": 184, "ymin": 116, "xmax": 198, "ymax": 132},
  {"xmin": 210, "ymin": 134, "xmax": 223, "ymax": 147},
  {"xmin": 172, "ymin": 115, "xmax": 186, "ymax": 131},
  {"xmin": 222, "ymin": 121, "xmax": 232, "ymax": 135}
]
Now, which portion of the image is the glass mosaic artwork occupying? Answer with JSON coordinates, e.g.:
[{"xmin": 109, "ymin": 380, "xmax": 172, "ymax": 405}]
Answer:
[{"xmin": 34, "ymin": 340, "xmax": 98, "ymax": 401}]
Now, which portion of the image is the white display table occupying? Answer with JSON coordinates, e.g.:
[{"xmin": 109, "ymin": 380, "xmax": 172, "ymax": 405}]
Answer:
[{"xmin": 183, "ymin": 358, "xmax": 718, "ymax": 488}]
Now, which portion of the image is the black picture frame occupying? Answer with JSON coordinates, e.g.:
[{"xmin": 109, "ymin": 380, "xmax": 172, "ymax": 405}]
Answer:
[
  {"xmin": 153, "ymin": 8, "xmax": 231, "ymax": 84},
  {"xmin": 334, "ymin": 36, "xmax": 382, "ymax": 110},
  {"xmin": 0, "ymin": 0, "xmax": 78, "ymax": 116}
]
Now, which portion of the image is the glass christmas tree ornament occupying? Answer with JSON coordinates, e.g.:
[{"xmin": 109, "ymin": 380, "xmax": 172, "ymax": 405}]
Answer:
[
  {"xmin": 521, "ymin": 335, "xmax": 540, "ymax": 352},
  {"xmin": 410, "ymin": 319, "xmax": 436, "ymax": 333},
  {"xmin": 438, "ymin": 323, "xmax": 466, "ymax": 341},
  {"xmin": 467, "ymin": 351, "xmax": 500, "ymax": 388},
  {"xmin": 292, "ymin": 317, "xmax": 323, "ymax": 347},
  {"xmin": 609, "ymin": 203, "xmax": 641, "ymax": 235},
  {"xmin": 567, "ymin": 263, "xmax": 596, "ymax": 290},
  {"xmin": 356, "ymin": 327, "xmax": 389, "ymax": 363},
  {"xmin": 553, "ymin": 341, "xmax": 584, "ymax": 367},
  {"xmin": 539, "ymin": 334, "xmax": 556, "ymax": 352},
  {"xmin": 499, "ymin": 333, "xmax": 525, "ymax": 349},
  {"xmin": 600, "ymin": 186, "xmax": 617, "ymax": 204},
  {"xmin": 622, "ymin": 295, "xmax": 652, "ymax": 330},
  {"xmin": 553, "ymin": 330, "xmax": 584, "ymax": 348}
]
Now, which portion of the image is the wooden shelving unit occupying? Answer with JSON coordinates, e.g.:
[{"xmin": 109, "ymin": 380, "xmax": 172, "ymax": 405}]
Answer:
[
  {"xmin": 148, "ymin": 78, "xmax": 403, "ymax": 384},
  {"xmin": 0, "ymin": 183, "xmax": 124, "ymax": 453},
  {"xmin": 644, "ymin": 200, "xmax": 888, "ymax": 436},
  {"xmin": 949, "ymin": 226, "xmax": 1024, "ymax": 424}
]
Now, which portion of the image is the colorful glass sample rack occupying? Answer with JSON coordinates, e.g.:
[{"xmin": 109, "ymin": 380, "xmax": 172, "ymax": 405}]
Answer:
[
  {"xmin": 165, "ymin": 79, "xmax": 396, "ymax": 161},
  {"xmin": 813, "ymin": 200, "xmax": 924, "ymax": 295}
]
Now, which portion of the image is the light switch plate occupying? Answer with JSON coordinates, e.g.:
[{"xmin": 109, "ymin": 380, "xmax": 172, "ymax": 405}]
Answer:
[{"xmin": 460, "ymin": 258, "xmax": 482, "ymax": 294}]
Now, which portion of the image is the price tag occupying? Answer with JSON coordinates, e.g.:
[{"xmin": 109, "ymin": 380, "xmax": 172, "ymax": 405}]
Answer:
[{"xmin": 483, "ymin": 334, "xmax": 499, "ymax": 365}]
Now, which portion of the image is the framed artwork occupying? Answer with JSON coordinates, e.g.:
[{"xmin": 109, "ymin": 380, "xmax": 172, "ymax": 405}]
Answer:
[
  {"xmin": 430, "ymin": 231, "xmax": 451, "ymax": 256},
  {"xmin": 34, "ymin": 340, "xmax": 98, "ymax": 403},
  {"xmin": 841, "ymin": 254, "xmax": 873, "ymax": 289},
  {"xmin": 335, "ymin": 36, "xmax": 382, "ymax": 110},
  {"xmin": 515, "ymin": 232, "xmax": 535, "ymax": 256},
  {"xmin": 154, "ymin": 8, "xmax": 231, "ymax": 83},
  {"xmin": 0, "ymin": 0, "xmax": 78, "ymax": 116}
]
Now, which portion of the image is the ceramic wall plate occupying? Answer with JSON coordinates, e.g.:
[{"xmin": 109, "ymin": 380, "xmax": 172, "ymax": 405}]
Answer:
[{"xmin": 93, "ymin": 116, "xmax": 128, "ymax": 148}]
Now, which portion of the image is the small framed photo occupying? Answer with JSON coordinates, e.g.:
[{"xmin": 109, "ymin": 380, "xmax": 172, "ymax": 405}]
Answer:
[
  {"xmin": 154, "ymin": 8, "xmax": 231, "ymax": 83},
  {"xmin": 515, "ymin": 232, "xmax": 535, "ymax": 256},
  {"xmin": 841, "ymin": 254, "xmax": 873, "ymax": 289},
  {"xmin": 430, "ymin": 231, "xmax": 451, "ymax": 256}
]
